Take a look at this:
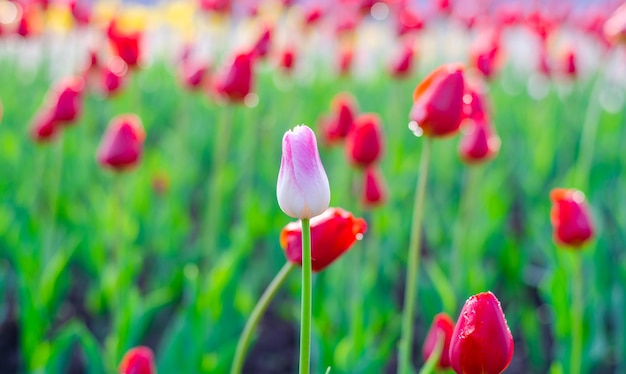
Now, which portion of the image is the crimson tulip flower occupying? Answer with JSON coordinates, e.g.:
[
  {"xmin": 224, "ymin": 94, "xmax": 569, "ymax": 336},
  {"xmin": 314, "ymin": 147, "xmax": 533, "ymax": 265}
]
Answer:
[
  {"xmin": 396, "ymin": 7, "xmax": 424, "ymax": 36},
  {"xmin": 251, "ymin": 25, "xmax": 272, "ymax": 59},
  {"xmin": 320, "ymin": 92, "xmax": 358, "ymax": 145},
  {"xmin": 469, "ymin": 28, "xmax": 503, "ymax": 80},
  {"xmin": 119, "ymin": 346, "xmax": 155, "ymax": 374},
  {"xmin": 198, "ymin": 0, "xmax": 231, "ymax": 14},
  {"xmin": 280, "ymin": 207, "xmax": 367, "ymax": 272},
  {"xmin": 30, "ymin": 110, "xmax": 58, "ymax": 143},
  {"xmin": 362, "ymin": 167, "xmax": 386, "ymax": 208},
  {"xmin": 179, "ymin": 61, "xmax": 209, "ymax": 91},
  {"xmin": 559, "ymin": 47, "xmax": 577, "ymax": 79},
  {"xmin": 422, "ymin": 313, "xmax": 455, "ymax": 370},
  {"xmin": 69, "ymin": 0, "xmax": 91, "ymax": 27},
  {"xmin": 459, "ymin": 118, "xmax": 500, "ymax": 164},
  {"xmin": 450, "ymin": 291, "xmax": 514, "ymax": 374},
  {"xmin": 45, "ymin": 76, "xmax": 85, "ymax": 126},
  {"xmin": 100, "ymin": 58, "xmax": 128, "ymax": 97},
  {"xmin": 550, "ymin": 188, "xmax": 594, "ymax": 248},
  {"xmin": 107, "ymin": 20, "xmax": 142, "ymax": 69},
  {"xmin": 337, "ymin": 47, "xmax": 354, "ymax": 76},
  {"xmin": 389, "ymin": 41, "xmax": 415, "ymax": 78},
  {"xmin": 213, "ymin": 51, "xmax": 254, "ymax": 103},
  {"xmin": 345, "ymin": 113, "xmax": 383, "ymax": 168},
  {"xmin": 277, "ymin": 44, "xmax": 296, "ymax": 73},
  {"xmin": 409, "ymin": 63, "xmax": 465, "ymax": 137},
  {"xmin": 97, "ymin": 114, "xmax": 145, "ymax": 171},
  {"xmin": 604, "ymin": 2, "xmax": 626, "ymax": 44}
]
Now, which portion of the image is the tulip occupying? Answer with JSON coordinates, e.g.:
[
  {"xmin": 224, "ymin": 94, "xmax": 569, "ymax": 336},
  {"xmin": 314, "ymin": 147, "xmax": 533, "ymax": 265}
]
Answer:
[
  {"xmin": 604, "ymin": 2, "xmax": 626, "ymax": 44},
  {"xmin": 277, "ymin": 125, "xmax": 330, "ymax": 219},
  {"xmin": 30, "ymin": 110, "xmax": 58, "ymax": 143},
  {"xmin": 251, "ymin": 25, "xmax": 272, "ymax": 59},
  {"xmin": 469, "ymin": 29, "xmax": 503, "ymax": 80},
  {"xmin": 550, "ymin": 188, "xmax": 594, "ymax": 248},
  {"xmin": 449, "ymin": 291, "xmax": 514, "ymax": 374},
  {"xmin": 459, "ymin": 118, "xmax": 500, "ymax": 164},
  {"xmin": 96, "ymin": 114, "xmax": 145, "ymax": 171},
  {"xmin": 422, "ymin": 313, "xmax": 455, "ymax": 370},
  {"xmin": 107, "ymin": 20, "xmax": 142, "ymax": 69},
  {"xmin": 69, "ymin": 0, "xmax": 91, "ymax": 27},
  {"xmin": 409, "ymin": 63, "xmax": 465, "ymax": 137},
  {"xmin": 48, "ymin": 77, "xmax": 85, "ymax": 126},
  {"xmin": 320, "ymin": 93, "xmax": 358, "ymax": 144},
  {"xmin": 119, "ymin": 346, "xmax": 156, "ymax": 374},
  {"xmin": 303, "ymin": 5, "xmax": 323, "ymax": 26},
  {"xmin": 345, "ymin": 113, "xmax": 383, "ymax": 168},
  {"xmin": 277, "ymin": 44, "xmax": 296, "ymax": 73},
  {"xmin": 101, "ymin": 58, "xmax": 128, "ymax": 97},
  {"xmin": 560, "ymin": 47, "xmax": 577, "ymax": 79},
  {"xmin": 463, "ymin": 85, "xmax": 488, "ymax": 121},
  {"xmin": 362, "ymin": 167, "xmax": 386, "ymax": 208},
  {"xmin": 280, "ymin": 207, "xmax": 367, "ymax": 272},
  {"xmin": 213, "ymin": 51, "xmax": 254, "ymax": 103},
  {"xmin": 198, "ymin": 0, "xmax": 231, "ymax": 14},
  {"xmin": 338, "ymin": 47, "xmax": 354, "ymax": 76},
  {"xmin": 396, "ymin": 7, "xmax": 424, "ymax": 36},
  {"xmin": 180, "ymin": 61, "xmax": 209, "ymax": 91},
  {"xmin": 389, "ymin": 41, "xmax": 415, "ymax": 78}
]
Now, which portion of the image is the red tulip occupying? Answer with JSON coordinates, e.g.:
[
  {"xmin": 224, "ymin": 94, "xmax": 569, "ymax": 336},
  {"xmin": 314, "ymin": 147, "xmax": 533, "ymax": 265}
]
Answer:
[
  {"xmin": 48, "ymin": 76, "xmax": 85, "ymax": 126},
  {"xmin": 213, "ymin": 51, "xmax": 254, "ymax": 103},
  {"xmin": 559, "ymin": 47, "xmax": 577, "ymax": 79},
  {"xmin": 180, "ymin": 61, "xmax": 209, "ymax": 91},
  {"xmin": 338, "ymin": 47, "xmax": 354, "ymax": 76},
  {"xmin": 107, "ymin": 20, "xmax": 142, "ymax": 69},
  {"xmin": 409, "ymin": 63, "xmax": 465, "ymax": 137},
  {"xmin": 459, "ymin": 118, "xmax": 500, "ymax": 164},
  {"xmin": 119, "ymin": 346, "xmax": 155, "ymax": 374},
  {"xmin": 302, "ymin": 4, "xmax": 324, "ymax": 28},
  {"xmin": 198, "ymin": 0, "xmax": 231, "ymax": 14},
  {"xmin": 450, "ymin": 292, "xmax": 514, "ymax": 374},
  {"xmin": 469, "ymin": 29, "xmax": 503, "ymax": 80},
  {"xmin": 345, "ymin": 113, "xmax": 383, "ymax": 168},
  {"xmin": 280, "ymin": 207, "xmax": 367, "ymax": 272},
  {"xmin": 604, "ymin": 2, "xmax": 626, "ymax": 44},
  {"xmin": 462, "ymin": 84, "xmax": 488, "ymax": 121},
  {"xmin": 494, "ymin": 2, "xmax": 524, "ymax": 27},
  {"xmin": 30, "ymin": 109, "xmax": 58, "ymax": 143},
  {"xmin": 389, "ymin": 41, "xmax": 415, "ymax": 78},
  {"xmin": 69, "ymin": 0, "xmax": 91, "ymax": 27},
  {"xmin": 550, "ymin": 188, "xmax": 594, "ymax": 248},
  {"xmin": 251, "ymin": 25, "xmax": 272, "ymax": 59},
  {"xmin": 320, "ymin": 93, "xmax": 357, "ymax": 144},
  {"xmin": 396, "ymin": 7, "xmax": 424, "ymax": 36},
  {"xmin": 101, "ymin": 58, "xmax": 128, "ymax": 97},
  {"xmin": 362, "ymin": 167, "xmax": 386, "ymax": 208},
  {"xmin": 277, "ymin": 44, "xmax": 296, "ymax": 73},
  {"xmin": 422, "ymin": 313, "xmax": 455, "ymax": 370},
  {"xmin": 97, "ymin": 114, "xmax": 145, "ymax": 171}
]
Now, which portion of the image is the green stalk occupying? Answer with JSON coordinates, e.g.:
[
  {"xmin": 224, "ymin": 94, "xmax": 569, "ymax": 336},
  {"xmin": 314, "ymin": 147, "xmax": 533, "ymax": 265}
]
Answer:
[
  {"xmin": 398, "ymin": 138, "xmax": 432, "ymax": 374},
  {"xmin": 300, "ymin": 218, "xmax": 312, "ymax": 374},
  {"xmin": 570, "ymin": 253, "xmax": 584, "ymax": 374},
  {"xmin": 230, "ymin": 261, "xmax": 295, "ymax": 374},
  {"xmin": 418, "ymin": 330, "xmax": 444, "ymax": 374}
]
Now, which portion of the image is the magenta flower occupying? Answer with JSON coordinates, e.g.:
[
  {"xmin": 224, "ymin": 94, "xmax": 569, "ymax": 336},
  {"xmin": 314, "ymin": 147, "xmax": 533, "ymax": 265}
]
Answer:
[{"xmin": 277, "ymin": 125, "xmax": 330, "ymax": 219}]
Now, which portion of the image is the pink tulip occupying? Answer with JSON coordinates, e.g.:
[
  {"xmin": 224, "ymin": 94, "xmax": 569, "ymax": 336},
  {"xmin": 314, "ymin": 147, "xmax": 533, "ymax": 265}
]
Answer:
[
  {"xmin": 277, "ymin": 125, "xmax": 330, "ymax": 219},
  {"xmin": 119, "ymin": 346, "xmax": 155, "ymax": 374},
  {"xmin": 97, "ymin": 114, "xmax": 145, "ymax": 171}
]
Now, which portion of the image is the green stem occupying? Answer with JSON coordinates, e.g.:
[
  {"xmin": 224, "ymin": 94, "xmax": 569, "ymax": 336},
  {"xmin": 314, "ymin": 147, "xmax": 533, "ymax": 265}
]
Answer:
[
  {"xmin": 418, "ymin": 329, "xmax": 444, "ymax": 374},
  {"xmin": 398, "ymin": 138, "xmax": 432, "ymax": 374},
  {"xmin": 204, "ymin": 106, "xmax": 233, "ymax": 260},
  {"xmin": 230, "ymin": 261, "xmax": 295, "ymax": 374},
  {"xmin": 570, "ymin": 253, "xmax": 584, "ymax": 374},
  {"xmin": 300, "ymin": 218, "xmax": 312, "ymax": 374},
  {"xmin": 573, "ymin": 53, "xmax": 611, "ymax": 191}
]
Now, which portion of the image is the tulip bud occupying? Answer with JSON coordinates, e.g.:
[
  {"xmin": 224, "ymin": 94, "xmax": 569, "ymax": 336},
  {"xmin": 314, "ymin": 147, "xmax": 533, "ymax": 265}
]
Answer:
[
  {"xmin": 422, "ymin": 313, "xmax": 455, "ymax": 370},
  {"xmin": 560, "ymin": 47, "xmax": 577, "ymax": 79},
  {"xmin": 180, "ymin": 61, "xmax": 209, "ymax": 91},
  {"xmin": 280, "ymin": 207, "xmax": 367, "ymax": 271},
  {"xmin": 97, "ymin": 114, "xmax": 145, "ymax": 171},
  {"xmin": 337, "ymin": 47, "xmax": 354, "ymax": 76},
  {"xmin": 362, "ymin": 167, "xmax": 387, "ymax": 208},
  {"xmin": 251, "ymin": 25, "xmax": 272, "ymax": 59},
  {"xmin": 469, "ymin": 29, "xmax": 503, "ymax": 80},
  {"xmin": 213, "ymin": 51, "xmax": 254, "ymax": 103},
  {"xmin": 320, "ymin": 93, "xmax": 358, "ymax": 145},
  {"xmin": 345, "ymin": 113, "xmax": 384, "ymax": 168},
  {"xmin": 550, "ymin": 188, "xmax": 594, "ymax": 248},
  {"xmin": 101, "ymin": 58, "xmax": 128, "ymax": 97},
  {"xmin": 396, "ymin": 7, "xmax": 424, "ymax": 37},
  {"xmin": 119, "ymin": 346, "xmax": 156, "ymax": 374},
  {"xmin": 107, "ymin": 20, "xmax": 142, "ymax": 69},
  {"xmin": 449, "ymin": 292, "xmax": 514, "ymax": 374},
  {"xmin": 459, "ymin": 118, "xmax": 500, "ymax": 164},
  {"xmin": 48, "ymin": 77, "xmax": 85, "ymax": 126},
  {"xmin": 30, "ymin": 109, "xmax": 58, "ymax": 143},
  {"xmin": 277, "ymin": 125, "xmax": 330, "ymax": 219},
  {"xmin": 389, "ymin": 41, "xmax": 415, "ymax": 79},
  {"xmin": 409, "ymin": 64, "xmax": 465, "ymax": 137},
  {"xmin": 277, "ymin": 44, "xmax": 296, "ymax": 73},
  {"xmin": 604, "ymin": 3, "xmax": 626, "ymax": 44}
]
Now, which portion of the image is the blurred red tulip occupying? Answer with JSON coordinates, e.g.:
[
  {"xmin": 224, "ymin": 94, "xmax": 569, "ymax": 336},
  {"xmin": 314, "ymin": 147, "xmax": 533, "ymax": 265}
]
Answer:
[
  {"xmin": 30, "ymin": 109, "xmax": 58, "ymax": 143},
  {"xmin": 119, "ymin": 346, "xmax": 155, "ymax": 374},
  {"xmin": 338, "ymin": 47, "xmax": 354, "ymax": 76},
  {"xmin": 302, "ymin": 4, "xmax": 324, "ymax": 27},
  {"xmin": 97, "ymin": 114, "xmax": 145, "ymax": 171},
  {"xmin": 422, "ymin": 313, "xmax": 455, "ymax": 370},
  {"xmin": 538, "ymin": 43, "xmax": 552, "ymax": 77},
  {"xmin": 320, "ymin": 93, "xmax": 358, "ymax": 144},
  {"xmin": 389, "ymin": 41, "xmax": 415, "ymax": 78},
  {"xmin": 251, "ymin": 25, "xmax": 272, "ymax": 59},
  {"xmin": 436, "ymin": 0, "xmax": 453, "ymax": 17},
  {"xmin": 559, "ymin": 47, "xmax": 577, "ymax": 79},
  {"xmin": 459, "ymin": 117, "xmax": 500, "ymax": 164},
  {"xmin": 409, "ymin": 63, "xmax": 465, "ymax": 137},
  {"xmin": 604, "ymin": 2, "xmax": 626, "ymax": 44},
  {"xmin": 69, "ymin": 0, "xmax": 91, "ymax": 26},
  {"xmin": 180, "ymin": 61, "xmax": 209, "ymax": 91},
  {"xmin": 494, "ymin": 2, "xmax": 524, "ymax": 27},
  {"xmin": 277, "ymin": 44, "xmax": 296, "ymax": 73},
  {"xmin": 345, "ymin": 113, "xmax": 383, "ymax": 168},
  {"xmin": 107, "ymin": 20, "xmax": 142, "ymax": 69},
  {"xmin": 450, "ymin": 292, "xmax": 514, "ymax": 374},
  {"xmin": 396, "ymin": 7, "xmax": 424, "ymax": 36},
  {"xmin": 469, "ymin": 29, "xmax": 503, "ymax": 80},
  {"xmin": 280, "ymin": 207, "xmax": 367, "ymax": 272},
  {"xmin": 198, "ymin": 0, "xmax": 231, "ymax": 14},
  {"xmin": 362, "ymin": 167, "xmax": 386, "ymax": 208},
  {"xmin": 101, "ymin": 58, "xmax": 128, "ymax": 97},
  {"xmin": 213, "ymin": 51, "xmax": 254, "ymax": 103},
  {"xmin": 526, "ymin": 8, "xmax": 556, "ymax": 41},
  {"xmin": 48, "ymin": 76, "xmax": 85, "ymax": 126},
  {"xmin": 550, "ymin": 188, "xmax": 594, "ymax": 248},
  {"xmin": 462, "ymin": 84, "xmax": 488, "ymax": 121}
]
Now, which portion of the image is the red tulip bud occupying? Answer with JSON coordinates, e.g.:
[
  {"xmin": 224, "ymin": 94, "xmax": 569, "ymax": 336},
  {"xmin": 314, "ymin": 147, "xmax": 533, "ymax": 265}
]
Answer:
[
  {"xmin": 251, "ymin": 25, "xmax": 272, "ymax": 59},
  {"xmin": 469, "ymin": 29, "xmax": 503, "ymax": 80},
  {"xmin": 69, "ymin": 0, "xmax": 91, "ymax": 26},
  {"xmin": 362, "ymin": 167, "xmax": 386, "ymax": 208},
  {"xmin": 280, "ymin": 207, "xmax": 367, "ymax": 272},
  {"xmin": 101, "ymin": 58, "xmax": 128, "ymax": 97},
  {"xmin": 450, "ymin": 292, "xmax": 514, "ymax": 374},
  {"xmin": 409, "ymin": 64, "xmax": 465, "ymax": 137},
  {"xmin": 180, "ymin": 61, "xmax": 209, "ymax": 91},
  {"xmin": 390, "ymin": 41, "xmax": 415, "ymax": 78},
  {"xmin": 345, "ymin": 113, "xmax": 384, "ymax": 168},
  {"xmin": 30, "ymin": 109, "xmax": 59, "ymax": 143},
  {"xmin": 277, "ymin": 44, "xmax": 296, "ymax": 73},
  {"xmin": 396, "ymin": 7, "xmax": 424, "ymax": 36},
  {"xmin": 560, "ymin": 47, "xmax": 577, "ymax": 79},
  {"xmin": 119, "ymin": 346, "xmax": 156, "ymax": 374},
  {"xmin": 459, "ymin": 118, "xmax": 500, "ymax": 164},
  {"xmin": 422, "ymin": 313, "xmax": 455, "ymax": 370},
  {"xmin": 320, "ymin": 93, "xmax": 358, "ymax": 144},
  {"xmin": 198, "ymin": 0, "xmax": 231, "ymax": 14},
  {"xmin": 338, "ymin": 47, "xmax": 354, "ymax": 76},
  {"xmin": 214, "ymin": 52, "xmax": 254, "ymax": 103},
  {"xmin": 97, "ymin": 114, "xmax": 145, "ymax": 171},
  {"xmin": 46, "ymin": 76, "xmax": 84, "ymax": 126},
  {"xmin": 107, "ymin": 20, "xmax": 142, "ymax": 69},
  {"xmin": 550, "ymin": 188, "xmax": 594, "ymax": 248}
]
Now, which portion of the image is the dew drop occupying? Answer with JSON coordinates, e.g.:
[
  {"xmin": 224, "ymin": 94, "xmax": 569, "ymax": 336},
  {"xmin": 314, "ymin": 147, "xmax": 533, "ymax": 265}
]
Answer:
[
  {"xmin": 356, "ymin": 233, "xmax": 364, "ymax": 241},
  {"xmin": 244, "ymin": 93, "xmax": 259, "ymax": 108}
]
